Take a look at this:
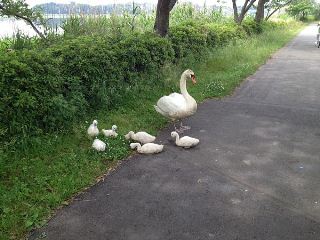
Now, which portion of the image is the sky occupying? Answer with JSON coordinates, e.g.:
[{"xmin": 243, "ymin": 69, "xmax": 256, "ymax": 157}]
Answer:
[
  {"xmin": 26, "ymin": 0, "xmax": 227, "ymax": 7},
  {"xmin": 26, "ymin": 0, "xmax": 320, "ymax": 7}
]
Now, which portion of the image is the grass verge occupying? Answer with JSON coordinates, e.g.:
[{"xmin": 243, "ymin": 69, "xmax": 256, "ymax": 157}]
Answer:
[{"xmin": 0, "ymin": 23, "xmax": 303, "ymax": 240}]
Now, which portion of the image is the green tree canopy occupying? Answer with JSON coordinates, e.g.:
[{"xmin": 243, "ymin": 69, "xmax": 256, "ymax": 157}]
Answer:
[{"xmin": 287, "ymin": 0, "xmax": 315, "ymax": 20}]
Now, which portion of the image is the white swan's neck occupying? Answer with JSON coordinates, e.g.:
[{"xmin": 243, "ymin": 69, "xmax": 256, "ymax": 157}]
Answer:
[
  {"xmin": 180, "ymin": 73, "xmax": 191, "ymax": 98},
  {"xmin": 174, "ymin": 134, "xmax": 180, "ymax": 144}
]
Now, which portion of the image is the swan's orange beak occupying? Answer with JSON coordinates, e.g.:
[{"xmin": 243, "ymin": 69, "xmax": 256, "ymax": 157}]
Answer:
[{"xmin": 191, "ymin": 75, "xmax": 197, "ymax": 84}]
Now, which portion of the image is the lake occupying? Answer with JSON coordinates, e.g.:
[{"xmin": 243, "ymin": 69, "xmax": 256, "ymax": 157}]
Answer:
[
  {"xmin": 0, "ymin": 18, "xmax": 37, "ymax": 38},
  {"xmin": 0, "ymin": 17, "xmax": 65, "ymax": 38}
]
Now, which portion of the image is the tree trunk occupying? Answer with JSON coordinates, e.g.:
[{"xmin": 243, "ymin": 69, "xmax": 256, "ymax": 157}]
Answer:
[
  {"xmin": 232, "ymin": 0, "xmax": 240, "ymax": 23},
  {"xmin": 232, "ymin": 0, "xmax": 257, "ymax": 25},
  {"xmin": 265, "ymin": 7, "xmax": 279, "ymax": 21},
  {"xmin": 169, "ymin": 0, "xmax": 177, "ymax": 11},
  {"xmin": 255, "ymin": 0, "xmax": 266, "ymax": 23},
  {"xmin": 154, "ymin": 0, "xmax": 177, "ymax": 37},
  {"xmin": 19, "ymin": 14, "xmax": 45, "ymax": 39}
]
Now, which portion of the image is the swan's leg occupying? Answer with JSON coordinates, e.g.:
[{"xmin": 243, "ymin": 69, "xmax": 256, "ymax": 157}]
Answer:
[
  {"xmin": 173, "ymin": 120, "xmax": 190, "ymax": 133},
  {"xmin": 174, "ymin": 121, "xmax": 184, "ymax": 134},
  {"xmin": 180, "ymin": 121, "xmax": 191, "ymax": 131}
]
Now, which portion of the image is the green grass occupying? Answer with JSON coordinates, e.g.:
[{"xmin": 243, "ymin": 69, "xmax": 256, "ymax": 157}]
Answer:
[{"xmin": 0, "ymin": 23, "xmax": 303, "ymax": 240}]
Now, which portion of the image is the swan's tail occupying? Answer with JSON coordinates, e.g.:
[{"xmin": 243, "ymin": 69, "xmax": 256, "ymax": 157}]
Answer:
[{"xmin": 154, "ymin": 105, "xmax": 166, "ymax": 116}]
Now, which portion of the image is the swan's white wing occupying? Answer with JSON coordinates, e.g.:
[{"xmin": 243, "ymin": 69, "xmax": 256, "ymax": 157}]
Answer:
[
  {"xmin": 92, "ymin": 139, "xmax": 106, "ymax": 151},
  {"xmin": 180, "ymin": 136, "xmax": 199, "ymax": 146},
  {"xmin": 135, "ymin": 132, "xmax": 156, "ymax": 143},
  {"xmin": 168, "ymin": 93, "xmax": 186, "ymax": 107},
  {"xmin": 155, "ymin": 93, "xmax": 186, "ymax": 118},
  {"xmin": 88, "ymin": 125, "xmax": 99, "ymax": 137}
]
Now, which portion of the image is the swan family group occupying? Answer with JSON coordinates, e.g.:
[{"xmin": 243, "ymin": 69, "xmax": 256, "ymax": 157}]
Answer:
[{"xmin": 87, "ymin": 69, "xmax": 200, "ymax": 154}]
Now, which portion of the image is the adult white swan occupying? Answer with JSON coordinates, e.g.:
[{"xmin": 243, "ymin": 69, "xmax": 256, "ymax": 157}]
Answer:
[{"xmin": 154, "ymin": 69, "xmax": 197, "ymax": 132}]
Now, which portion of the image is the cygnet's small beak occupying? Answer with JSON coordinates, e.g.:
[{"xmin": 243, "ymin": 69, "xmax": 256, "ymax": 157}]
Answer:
[{"xmin": 191, "ymin": 74, "xmax": 197, "ymax": 84}]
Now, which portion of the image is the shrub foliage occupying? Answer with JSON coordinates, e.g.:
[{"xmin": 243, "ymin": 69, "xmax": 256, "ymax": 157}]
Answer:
[{"xmin": 0, "ymin": 20, "xmax": 290, "ymax": 141}]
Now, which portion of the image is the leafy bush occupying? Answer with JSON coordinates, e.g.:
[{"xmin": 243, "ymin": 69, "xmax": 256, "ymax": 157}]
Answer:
[
  {"xmin": 54, "ymin": 32, "xmax": 174, "ymax": 109},
  {"xmin": 204, "ymin": 23, "xmax": 246, "ymax": 47},
  {"xmin": 261, "ymin": 20, "xmax": 290, "ymax": 31},
  {"xmin": 0, "ymin": 50, "xmax": 87, "ymax": 137},
  {"xmin": 116, "ymin": 32, "xmax": 174, "ymax": 83},
  {"xmin": 203, "ymin": 24, "xmax": 221, "ymax": 48},
  {"xmin": 242, "ymin": 19, "xmax": 264, "ymax": 35},
  {"xmin": 52, "ymin": 36, "xmax": 122, "ymax": 109},
  {"xmin": 0, "ymin": 32, "xmax": 175, "ymax": 138},
  {"xmin": 169, "ymin": 22, "xmax": 207, "ymax": 59},
  {"xmin": 0, "ymin": 18, "xmax": 290, "ymax": 141}
]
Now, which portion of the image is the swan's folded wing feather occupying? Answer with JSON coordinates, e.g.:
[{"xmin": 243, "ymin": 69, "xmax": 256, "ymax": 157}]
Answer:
[
  {"xmin": 156, "ymin": 95, "xmax": 186, "ymax": 116},
  {"xmin": 169, "ymin": 93, "xmax": 186, "ymax": 106},
  {"xmin": 180, "ymin": 136, "xmax": 199, "ymax": 145}
]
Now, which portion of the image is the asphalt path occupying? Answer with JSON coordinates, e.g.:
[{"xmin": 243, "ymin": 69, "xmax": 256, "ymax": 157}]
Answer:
[{"xmin": 30, "ymin": 24, "xmax": 320, "ymax": 240}]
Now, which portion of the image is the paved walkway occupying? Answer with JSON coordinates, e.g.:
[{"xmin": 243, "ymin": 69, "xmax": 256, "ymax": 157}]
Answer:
[{"xmin": 30, "ymin": 25, "xmax": 320, "ymax": 240}]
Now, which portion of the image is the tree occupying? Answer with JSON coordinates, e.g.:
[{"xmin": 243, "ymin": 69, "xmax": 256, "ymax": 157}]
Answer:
[
  {"xmin": 0, "ymin": 0, "xmax": 45, "ymax": 38},
  {"xmin": 264, "ymin": 0, "xmax": 294, "ymax": 20},
  {"xmin": 154, "ymin": 0, "xmax": 177, "ymax": 36},
  {"xmin": 287, "ymin": 0, "xmax": 315, "ymax": 20},
  {"xmin": 232, "ymin": 0, "xmax": 257, "ymax": 24},
  {"xmin": 255, "ymin": 0, "xmax": 268, "ymax": 22},
  {"xmin": 312, "ymin": 2, "xmax": 320, "ymax": 20}
]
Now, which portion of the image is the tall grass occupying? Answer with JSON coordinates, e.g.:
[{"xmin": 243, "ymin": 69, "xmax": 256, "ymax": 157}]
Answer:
[
  {"xmin": 60, "ymin": 3, "xmax": 229, "ymax": 38},
  {"xmin": 0, "ymin": 31, "xmax": 37, "ymax": 52},
  {"xmin": 171, "ymin": 3, "xmax": 230, "ymax": 25},
  {"xmin": 61, "ymin": 7, "xmax": 154, "ymax": 37}
]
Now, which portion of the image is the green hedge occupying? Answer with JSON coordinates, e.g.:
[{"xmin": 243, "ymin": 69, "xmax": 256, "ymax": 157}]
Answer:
[
  {"xmin": 242, "ymin": 19, "xmax": 264, "ymax": 35},
  {"xmin": 168, "ymin": 22, "xmax": 207, "ymax": 59},
  {"xmin": 0, "ymin": 20, "xmax": 284, "ymax": 140},
  {"xmin": 0, "ymin": 50, "xmax": 86, "ymax": 135}
]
